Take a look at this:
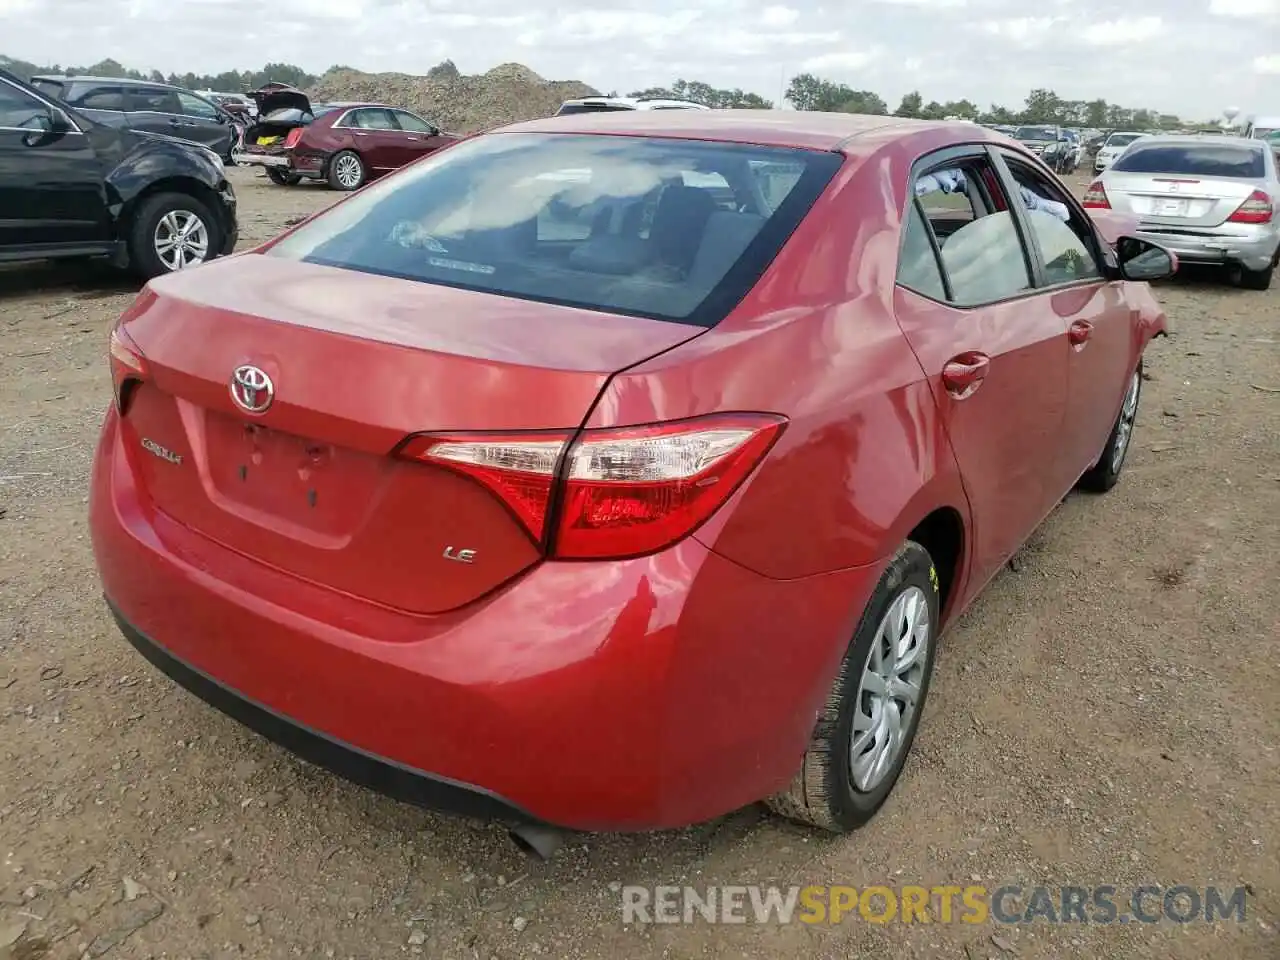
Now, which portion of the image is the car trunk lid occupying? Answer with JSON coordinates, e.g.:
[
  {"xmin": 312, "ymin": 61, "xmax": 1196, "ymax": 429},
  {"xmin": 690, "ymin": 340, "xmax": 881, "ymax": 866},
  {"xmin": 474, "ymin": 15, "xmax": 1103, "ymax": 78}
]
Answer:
[
  {"xmin": 1103, "ymin": 173, "xmax": 1261, "ymax": 228},
  {"xmin": 114, "ymin": 254, "xmax": 705, "ymax": 614}
]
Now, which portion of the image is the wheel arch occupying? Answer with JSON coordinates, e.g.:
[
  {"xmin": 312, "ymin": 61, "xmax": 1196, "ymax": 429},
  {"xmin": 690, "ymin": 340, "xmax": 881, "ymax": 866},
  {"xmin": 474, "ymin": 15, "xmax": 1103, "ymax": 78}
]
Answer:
[
  {"xmin": 904, "ymin": 505, "xmax": 966, "ymax": 625},
  {"xmin": 117, "ymin": 177, "xmax": 229, "ymax": 245}
]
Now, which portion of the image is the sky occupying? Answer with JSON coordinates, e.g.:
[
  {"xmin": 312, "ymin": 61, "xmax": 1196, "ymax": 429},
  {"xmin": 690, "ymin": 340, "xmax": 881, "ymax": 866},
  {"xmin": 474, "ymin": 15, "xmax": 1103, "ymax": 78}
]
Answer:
[{"xmin": 2, "ymin": 0, "xmax": 1277, "ymax": 121}]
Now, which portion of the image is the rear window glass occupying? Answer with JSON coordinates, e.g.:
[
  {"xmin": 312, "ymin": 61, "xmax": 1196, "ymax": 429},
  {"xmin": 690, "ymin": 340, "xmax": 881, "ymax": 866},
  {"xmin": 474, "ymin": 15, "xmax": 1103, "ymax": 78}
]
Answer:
[
  {"xmin": 555, "ymin": 103, "xmax": 636, "ymax": 115},
  {"xmin": 1014, "ymin": 126, "xmax": 1057, "ymax": 140},
  {"xmin": 262, "ymin": 107, "xmax": 314, "ymax": 123},
  {"xmin": 1111, "ymin": 144, "xmax": 1265, "ymax": 178},
  {"xmin": 265, "ymin": 132, "xmax": 842, "ymax": 327}
]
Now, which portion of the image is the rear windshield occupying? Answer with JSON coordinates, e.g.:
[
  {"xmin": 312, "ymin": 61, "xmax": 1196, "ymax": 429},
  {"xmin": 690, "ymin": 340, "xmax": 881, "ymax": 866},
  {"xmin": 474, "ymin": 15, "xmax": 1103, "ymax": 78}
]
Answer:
[
  {"xmin": 261, "ymin": 107, "xmax": 335, "ymax": 124},
  {"xmin": 1014, "ymin": 126, "xmax": 1057, "ymax": 140},
  {"xmin": 555, "ymin": 103, "xmax": 636, "ymax": 115},
  {"xmin": 1105, "ymin": 133, "xmax": 1141, "ymax": 147},
  {"xmin": 1111, "ymin": 143, "xmax": 1266, "ymax": 178},
  {"xmin": 264, "ymin": 132, "xmax": 842, "ymax": 327}
]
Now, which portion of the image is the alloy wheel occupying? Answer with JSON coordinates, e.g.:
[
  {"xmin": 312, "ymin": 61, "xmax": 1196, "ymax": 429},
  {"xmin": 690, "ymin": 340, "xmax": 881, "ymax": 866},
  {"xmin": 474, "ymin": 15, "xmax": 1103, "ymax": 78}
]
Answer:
[
  {"xmin": 334, "ymin": 154, "xmax": 362, "ymax": 189},
  {"xmin": 1112, "ymin": 370, "xmax": 1140, "ymax": 473},
  {"xmin": 153, "ymin": 210, "xmax": 210, "ymax": 271}
]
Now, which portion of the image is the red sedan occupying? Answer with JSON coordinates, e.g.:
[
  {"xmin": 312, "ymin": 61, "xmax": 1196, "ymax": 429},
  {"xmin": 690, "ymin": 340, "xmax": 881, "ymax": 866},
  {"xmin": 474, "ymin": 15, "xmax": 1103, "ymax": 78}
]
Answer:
[
  {"xmin": 237, "ymin": 86, "xmax": 458, "ymax": 191},
  {"xmin": 91, "ymin": 110, "xmax": 1172, "ymax": 853}
]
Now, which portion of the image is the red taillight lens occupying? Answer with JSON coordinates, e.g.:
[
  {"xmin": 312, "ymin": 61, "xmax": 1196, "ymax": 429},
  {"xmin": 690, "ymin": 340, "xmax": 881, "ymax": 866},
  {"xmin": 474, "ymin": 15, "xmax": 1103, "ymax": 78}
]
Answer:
[
  {"xmin": 400, "ymin": 413, "xmax": 787, "ymax": 560},
  {"xmin": 1082, "ymin": 181, "xmax": 1110, "ymax": 208},
  {"xmin": 283, "ymin": 128, "xmax": 303, "ymax": 149},
  {"xmin": 109, "ymin": 325, "xmax": 147, "ymax": 412},
  {"xmin": 1227, "ymin": 189, "xmax": 1273, "ymax": 224}
]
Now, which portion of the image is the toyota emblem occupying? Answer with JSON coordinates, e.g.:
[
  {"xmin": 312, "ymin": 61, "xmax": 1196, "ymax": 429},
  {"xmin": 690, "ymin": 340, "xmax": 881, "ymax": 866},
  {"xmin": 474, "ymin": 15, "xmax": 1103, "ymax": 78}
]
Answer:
[{"xmin": 230, "ymin": 364, "xmax": 274, "ymax": 414}]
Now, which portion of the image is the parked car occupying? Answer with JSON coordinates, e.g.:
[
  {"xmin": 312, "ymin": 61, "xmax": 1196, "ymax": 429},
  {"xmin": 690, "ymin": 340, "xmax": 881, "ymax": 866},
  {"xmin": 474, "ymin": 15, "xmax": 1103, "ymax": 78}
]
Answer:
[
  {"xmin": 0, "ymin": 68, "xmax": 237, "ymax": 278},
  {"xmin": 555, "ymin": 95, "xmax": 710, "ymax": 115},
  {"xmin": 90, "ymin": 111, "xmax": 1172, "ymax": 855},
  {"xmin": 29, "ymin": 75, "xmax": 239, "ymax": 162},
  {"xmin": 1085, "ymin": 135, "xmax": 1279, "ymax": 289},
  {"xmin": 235, "ymin": 86, "xmax": 457, "ymax": 190},
  {"xmin": 200, "ymin": 91, "xmax": 257, "ymax": 120},
  {"xmin": 1093, "ymin": 131, "xmax": 1145, "ymax": 173}
]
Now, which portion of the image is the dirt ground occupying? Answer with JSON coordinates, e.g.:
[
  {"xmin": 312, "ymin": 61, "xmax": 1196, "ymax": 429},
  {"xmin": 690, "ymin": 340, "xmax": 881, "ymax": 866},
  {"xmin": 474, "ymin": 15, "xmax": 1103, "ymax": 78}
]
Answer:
[{"xmin": 1, "ymin": 166, "xmax": 1277, "ymax": 960}]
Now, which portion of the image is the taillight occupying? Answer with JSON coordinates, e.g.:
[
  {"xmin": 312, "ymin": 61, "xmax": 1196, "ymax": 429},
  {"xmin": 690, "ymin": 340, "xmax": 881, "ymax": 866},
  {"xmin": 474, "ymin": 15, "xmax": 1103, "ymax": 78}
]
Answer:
[
  {"xmin": 400, "ymin": 413, "xmax": 787, "ymax": 560},
  {"xmin": 109, "ymin": 325, "xmax": 147, "ymax": 413},
  {"xmin": 1227, "ymin": 189, "xmax": 1273, "ymax": 224},
  {"xmin": 283, "ymin": 128, "xmax": 303, "ymax": 149},
  {"xmin": 1082, "ymin": 181, "xmax": 1110, "ymax": 208}
]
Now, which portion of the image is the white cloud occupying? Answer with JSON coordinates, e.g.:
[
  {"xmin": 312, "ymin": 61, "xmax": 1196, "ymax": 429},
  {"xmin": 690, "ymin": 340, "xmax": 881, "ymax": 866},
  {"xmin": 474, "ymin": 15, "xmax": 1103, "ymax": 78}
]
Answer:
[
  {"xmin": 0, "ymin": 0, "xmax": 1270, "ymax": 121},
  {"xmin": 1079, "ymin": 16, "xmax": 1165, "ymax": 46},
  {"xmin": 760, "ymin": 4, "xmax": 799, "ymax": 26},
  {"xmin": 1209, "ymin": 0, "xmax": 1279, "ymax": 18}
]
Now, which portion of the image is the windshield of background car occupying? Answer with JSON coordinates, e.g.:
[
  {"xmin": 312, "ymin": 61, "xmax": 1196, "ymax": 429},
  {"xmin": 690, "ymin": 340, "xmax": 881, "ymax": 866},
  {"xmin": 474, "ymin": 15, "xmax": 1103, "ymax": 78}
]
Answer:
[
  {"xmin": 1015, "ymin": 126, "xmax": 1056, "ymax": 140},
  {"xmin": 1105, "ymin": 133, "xmax": 1141, "ymax": 147},
  {"xmin": 1111, "ymin": 143, "xmax": 1266, "ymax": 178},
  {"xmin": 555, "ymin": 103, "xmax": 636, "ymax": 115},
  {"xmin": 265, "ymin": 132, "xmax": 843, "ymax": 327}
]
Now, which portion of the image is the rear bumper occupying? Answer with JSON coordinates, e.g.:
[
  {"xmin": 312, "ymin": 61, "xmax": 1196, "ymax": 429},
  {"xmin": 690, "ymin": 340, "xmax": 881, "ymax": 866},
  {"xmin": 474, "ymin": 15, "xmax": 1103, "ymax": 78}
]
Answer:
[
  {"xmin": 89, "ymin": 409, "xmax": 879, "ymax": 832},
  {"xmin": 233, "ymin": 150, "xmax": 291, "ymax": 168},
  {"xmin": 1135, "ymin": 224, "xmax": 1280, "ymax": 271}
]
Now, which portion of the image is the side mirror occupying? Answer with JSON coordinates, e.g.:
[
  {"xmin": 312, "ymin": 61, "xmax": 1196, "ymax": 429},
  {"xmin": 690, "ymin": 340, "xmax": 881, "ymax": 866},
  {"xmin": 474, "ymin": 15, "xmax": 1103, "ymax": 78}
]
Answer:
[{"xmin": 1116, "ymin": 236, "xmax": 1177, "ymax": 281}]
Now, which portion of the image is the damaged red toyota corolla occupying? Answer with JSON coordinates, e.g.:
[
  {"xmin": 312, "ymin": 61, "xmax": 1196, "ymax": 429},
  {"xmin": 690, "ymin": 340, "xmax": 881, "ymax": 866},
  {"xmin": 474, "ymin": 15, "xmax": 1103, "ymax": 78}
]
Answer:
[{"xmin": 89, "ymin": 111, "xmax": 1172, "ymax": 853}]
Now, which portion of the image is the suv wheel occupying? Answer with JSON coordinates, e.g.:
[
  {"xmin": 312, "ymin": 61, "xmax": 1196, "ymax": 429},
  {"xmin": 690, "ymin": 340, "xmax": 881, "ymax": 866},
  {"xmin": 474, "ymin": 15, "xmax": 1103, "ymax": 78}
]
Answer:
[{"xmin": 127, "ymin": 192, "xmax": 222, "ymax": 280}]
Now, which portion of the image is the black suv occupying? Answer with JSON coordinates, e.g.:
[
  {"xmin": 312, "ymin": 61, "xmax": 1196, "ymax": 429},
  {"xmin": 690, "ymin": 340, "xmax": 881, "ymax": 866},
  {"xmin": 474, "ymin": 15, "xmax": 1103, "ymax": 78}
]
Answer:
[
  {"xmin": 0, "ymin": 69, "xmax": 238, "ymax": 279},
  {"xmin": 29, "ymin": 75, "xmax": 237, "ymax": 162}
]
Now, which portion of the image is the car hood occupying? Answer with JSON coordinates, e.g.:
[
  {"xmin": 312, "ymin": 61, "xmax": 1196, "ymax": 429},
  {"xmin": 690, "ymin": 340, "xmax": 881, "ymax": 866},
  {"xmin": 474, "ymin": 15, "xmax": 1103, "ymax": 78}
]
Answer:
[{"xmin": 249, "ymin": 86, "xmax": 311, "ymax": 115}]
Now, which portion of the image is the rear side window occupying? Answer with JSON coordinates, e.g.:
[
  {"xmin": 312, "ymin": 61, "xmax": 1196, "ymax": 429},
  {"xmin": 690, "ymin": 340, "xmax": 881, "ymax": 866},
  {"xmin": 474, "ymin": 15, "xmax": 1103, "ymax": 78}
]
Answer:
[
  {"xmin": 265, "ymin": 132, "xmax": 843, "ymax": 327},
  {"xmin": 69, "ymin": 86, "xmax": 127, "ymax": 111},
  {"xmin": 897, "ymin": 202, "xmax": 948, "ymax": 301},
  {"xmin": 1111, "ymin": 143, "xmax": 1265, "ymax": 179}
]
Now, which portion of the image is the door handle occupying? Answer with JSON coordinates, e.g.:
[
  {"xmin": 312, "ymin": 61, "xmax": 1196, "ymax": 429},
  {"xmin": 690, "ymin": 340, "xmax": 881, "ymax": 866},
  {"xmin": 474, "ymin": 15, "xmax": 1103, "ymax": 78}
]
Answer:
[
  {"xmin": 941, "ymin": 352, "xmax": 991, "ymax": 400},
  {"xmin": 405, "ymin": 136, "xmax": 420, "ymax": 141},
  {"xmin": 1068, "ymin": 319, "xmax": 1094, "ymax": 348}
]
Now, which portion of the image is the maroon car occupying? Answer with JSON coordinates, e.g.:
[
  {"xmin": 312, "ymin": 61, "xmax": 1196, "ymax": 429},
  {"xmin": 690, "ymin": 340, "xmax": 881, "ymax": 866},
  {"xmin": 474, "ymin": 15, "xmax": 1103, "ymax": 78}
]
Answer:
[{"xmin": 236, "ymin": 86, "xmax": 457, "ymax": 191}]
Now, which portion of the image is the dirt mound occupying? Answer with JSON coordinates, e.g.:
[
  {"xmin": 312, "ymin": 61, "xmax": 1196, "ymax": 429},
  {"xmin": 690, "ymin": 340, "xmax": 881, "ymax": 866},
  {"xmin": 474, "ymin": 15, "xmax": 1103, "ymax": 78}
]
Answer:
[{"xmin": 308, "ymin": 61, "xmax": 597, "ymax": 134}]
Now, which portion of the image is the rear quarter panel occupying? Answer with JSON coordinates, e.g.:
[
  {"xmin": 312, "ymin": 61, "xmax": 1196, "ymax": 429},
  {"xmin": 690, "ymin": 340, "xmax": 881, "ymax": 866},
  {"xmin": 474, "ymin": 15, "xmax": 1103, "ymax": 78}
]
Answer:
[{"xmin": 583, "ymin": 141, "xmax": 970, "ymax": 582}]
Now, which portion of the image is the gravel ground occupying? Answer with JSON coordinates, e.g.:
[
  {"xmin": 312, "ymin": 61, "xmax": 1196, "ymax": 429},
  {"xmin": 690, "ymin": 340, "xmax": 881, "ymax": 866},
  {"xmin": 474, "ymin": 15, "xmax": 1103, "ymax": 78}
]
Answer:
[{"xmin": 1, "ymin": 167, "xmax": 1277, "ymax": 960}]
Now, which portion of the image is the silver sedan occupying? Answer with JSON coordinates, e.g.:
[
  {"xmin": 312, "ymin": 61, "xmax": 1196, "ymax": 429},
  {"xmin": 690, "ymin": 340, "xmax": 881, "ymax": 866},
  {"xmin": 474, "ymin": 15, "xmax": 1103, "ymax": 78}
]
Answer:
[{"xmin": 1085, "ymin": 135, "xmax": 1280, "ymax": 290}]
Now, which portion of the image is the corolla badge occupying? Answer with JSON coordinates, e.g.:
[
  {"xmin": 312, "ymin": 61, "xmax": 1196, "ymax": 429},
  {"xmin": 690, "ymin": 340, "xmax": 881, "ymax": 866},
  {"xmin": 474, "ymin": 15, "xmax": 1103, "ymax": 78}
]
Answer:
[
  {"xmin": 230, "ymin": 364, "xmax": 274, "ymax": 414},
  {"xmin": 141, "ymin": 438, "xmax": 183, "ymax": 465}
]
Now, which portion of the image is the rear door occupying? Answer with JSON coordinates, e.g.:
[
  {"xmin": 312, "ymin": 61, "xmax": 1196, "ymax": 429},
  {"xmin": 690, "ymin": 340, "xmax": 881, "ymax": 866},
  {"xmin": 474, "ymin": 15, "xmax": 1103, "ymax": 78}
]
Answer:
[
  {"xmin": 893, "ymin": 145, "xmax": 1071, "ymax": 590},
  {"xmin": 993, "ymin": 148, "xmax": 1135, "ymax": 483},
  {"xmin": 344, "ymin": 108, "xmax": 402, "ymax": 172},
  {"xmin": 1104, "ymin": 141, "xmax": 1267, "ymax": 227}
]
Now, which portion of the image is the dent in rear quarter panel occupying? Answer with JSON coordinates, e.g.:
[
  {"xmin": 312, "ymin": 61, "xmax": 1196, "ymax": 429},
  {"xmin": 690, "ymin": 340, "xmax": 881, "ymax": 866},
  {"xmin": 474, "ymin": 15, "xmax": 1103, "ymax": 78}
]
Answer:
[{"xmin": 585, "ymin": 141, "xmax": 968, "ymax": 582}]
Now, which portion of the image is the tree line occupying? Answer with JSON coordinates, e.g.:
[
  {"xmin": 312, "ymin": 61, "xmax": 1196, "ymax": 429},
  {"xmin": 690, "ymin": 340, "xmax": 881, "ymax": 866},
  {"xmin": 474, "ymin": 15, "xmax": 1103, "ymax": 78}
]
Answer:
[
  {"xmin": 1, "ymin": 53, "xmax": 1196, "ymax": 129},
  {"xmin": 635, "ymin": 75, "xmax": 1194, "ymax": 129}
]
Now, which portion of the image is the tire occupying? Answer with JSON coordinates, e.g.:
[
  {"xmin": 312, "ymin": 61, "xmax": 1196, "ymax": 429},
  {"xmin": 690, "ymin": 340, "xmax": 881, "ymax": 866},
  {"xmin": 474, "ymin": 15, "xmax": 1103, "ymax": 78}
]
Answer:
[
  {"xmin": 327, "ymin": 150, "xmax": 366, "ymax": 191},
  {"xmin": 765, "ymin": 541, "xmax": 940, "ymax": 832},
  {"xmin": 1078, "ymin": 363, "xmax": 1141, "ymax": 493},
  {"xmin": 126, "ymin": 192, "xmax": 222, "ymax": 281},
  {"xmin": 266, "ymin": 168, "xmax": 302, "ymax": 186},
  {"xmin": 1233, "ymin": 261, "xmax": 1273, "ymax": 291}
]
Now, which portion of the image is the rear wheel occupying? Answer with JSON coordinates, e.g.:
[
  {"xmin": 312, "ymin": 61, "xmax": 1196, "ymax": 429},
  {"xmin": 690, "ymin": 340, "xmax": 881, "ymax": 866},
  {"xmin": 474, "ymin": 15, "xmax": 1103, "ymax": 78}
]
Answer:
[
  {"xmin": 328, "ymin": 150, "xmax": 366, "ymax": 191},
  {"xmin": 1078, "ymin": 364, "xmax": 1141, "ymax": 493},
  {"xmin": 126, "ymin": 192, "xmax": 222, "ymax": 280},
  {"xmin": 765, "ymin": 541, "xmax": 939, "ymax": 832},
  {"xmin": 266, "ymin": 168, "xmax": 302, "ymax": 186},
  {"xmin": 1232, "ymin": 261, "xmax": 1274, "ymax": 291}
]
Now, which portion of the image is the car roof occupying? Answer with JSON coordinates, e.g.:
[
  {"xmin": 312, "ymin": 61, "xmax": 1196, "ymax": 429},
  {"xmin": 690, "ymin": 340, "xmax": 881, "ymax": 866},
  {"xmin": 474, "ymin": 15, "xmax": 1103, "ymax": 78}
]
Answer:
[
  {"xmin": 33, "ymin": 74, "xmax": 182, "ymax": 90},
  {"xmin": 1118, "ymin": 134, "xmax": 1264, "ymax": 148},
  {"xmin": 496, "ymin": 108, "xmax": 1001, "ymax": 153}
]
